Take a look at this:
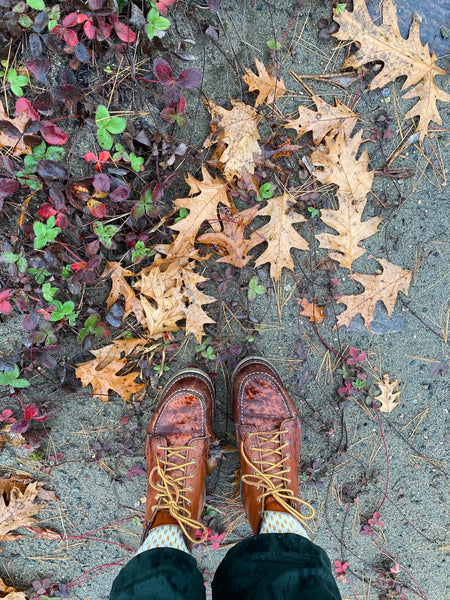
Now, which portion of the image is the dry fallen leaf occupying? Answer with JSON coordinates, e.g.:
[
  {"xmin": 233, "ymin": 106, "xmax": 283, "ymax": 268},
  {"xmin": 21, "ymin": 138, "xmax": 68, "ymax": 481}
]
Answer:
[
  {"xmin": 0, "ymin": 480, "xmax": 44, "ymax": 541},
  {"xmin": 285, "ymin": 95, "xmax": 358, "ymax": 144},
  {"xmin": 312, "ymin": 131, "xmax": 382, "ymax": 270},
  {"xmin": 0, "ymin": 577, "xmax": 26, "ymax": 600},
  {"xmin": 197, "ymin": 206, "xmax": 263, "ymax": 268},
  {"xmin": 203, "ymin": 99, "xmax": 262, "ymax": 182},
  {"xmin": 336, "ymin": 258, "xmax": 412, "ymax": 329},
  {"xmin": 376, "ymin": 375, "xmax": 401, "ymax": 413},
  {"xmin": 333, "ymin": 0, "xmax": 450, "ymax": 140},
  {"xmin": 102, "ymin": 261, "xmax": 145, "ymax": 324},
  {"xmin": 207, "ymin": 436, "xmax": 236, "ymax": 475},
  {"xmin": 75, "ymin": 356, "xmax": 145, "ymax": 402},
  {"xmin": 0, "ymin": 101, "xmax": 33, "ymax": 156},
  {"xmin": 170, "ymin": 166, "xmax": 231, "ymax": 255},
  {"xmin": 179, "ymin": 267, "xmax": 216, "ymax": 342},
  {"xmin": 243, "ymin": 57, "xmax": 287, "ymax": 106},
  {"xmin": 253, "ymin": 191, "xmax": 309, "ymax": 280},
  {"xmin": 298, "ymin": 298, "xmax": 325, "ymax": 323}
]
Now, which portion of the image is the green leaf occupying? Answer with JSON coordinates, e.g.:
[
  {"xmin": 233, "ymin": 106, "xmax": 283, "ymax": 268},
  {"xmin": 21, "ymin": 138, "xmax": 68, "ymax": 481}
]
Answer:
[
  {"xmin": 10, "ymin": 83, "xmax": 24, "ymax": 97},
  {"xmin": 16, "ymin": 76, "xmax": 29, "ymax": 86},
  {"xmin": 16, "ymin": 256, "xmax": 27, "ymax": 272},
  {"xmin": 155, "ymin": 16, "xmax": 170, "ymax": 30},
  {"xmin": 46, "ymin": 146, "xmax": 65, "ymax": 161},
  {"xmin": 27, "ymin": 0, "xmax": 46, "ymax": 10},
  {"xmin": 96, "ymin": 105, "xmax": 110, "ymax": 126},
  {"xmin": 97, "ymin": 127, "xmax": 113, "ymax": 150},
  {"xmin": 85, "ymin": 315, "xmax": 99, "ymax": 329},
  {"xmin": 33, "ymin": 141, "xmax": 46, "ymax": 159},
  {"xmin": 11, "ymin": 378, "xmax": 30, "ymax": 388},
  {"xmin": 2, "ymin": 252, "xmax": 19, "ymax": 264},
  {"xmin": 33, "ymin": 221, "xmax": 46, "ymax": 237},
  {"xmin": 146, "ymin": 22, "xmax": 156, "ymax": 40},
  {"xmin": 147, "ymin": 7, "xmax": 159, "ymax": 23},
  {"xmin": 19, "ymin": 13, "xmax": 34, "ymax": 27},
  {"xmin": 104, "ymin": 116, "xmax": 127, "ymax": 134}
]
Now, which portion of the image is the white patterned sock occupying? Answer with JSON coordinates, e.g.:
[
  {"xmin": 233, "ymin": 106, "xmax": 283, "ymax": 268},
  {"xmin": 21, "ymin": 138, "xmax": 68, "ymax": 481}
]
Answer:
[
  {"xmin": 136, "ymin": 524, "xmax": 190, "ymax": 555},
  {"xmin": 259, "ymin": 510, "xmax": 310, "ymax": 539}
]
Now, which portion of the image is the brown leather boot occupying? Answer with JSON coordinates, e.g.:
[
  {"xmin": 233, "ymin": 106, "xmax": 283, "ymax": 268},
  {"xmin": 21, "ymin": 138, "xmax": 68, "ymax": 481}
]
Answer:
[
  {"xmin": 232, "ymin": 356, "xmax": 315, "ymax": 534},
  {"xmin": 142, "ymin": 368, "xmax": 214, "ymax": 549}
]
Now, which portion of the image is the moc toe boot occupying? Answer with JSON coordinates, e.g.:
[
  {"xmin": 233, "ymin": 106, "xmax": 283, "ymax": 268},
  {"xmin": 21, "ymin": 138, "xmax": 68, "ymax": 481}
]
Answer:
[
  {"xmin": 232, "ymin": 356, "xmax": 314, "ymax": 534},
  {"xmin": 142, "ymin": 368, "xmax": 214, "ymax": 549}
]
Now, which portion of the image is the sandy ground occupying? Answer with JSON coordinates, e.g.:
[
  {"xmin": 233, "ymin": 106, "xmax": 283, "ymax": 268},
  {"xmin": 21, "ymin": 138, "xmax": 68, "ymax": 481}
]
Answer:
[{"xmin": 0, "ymin": 1, "xmax": 448, "ymax": 599}]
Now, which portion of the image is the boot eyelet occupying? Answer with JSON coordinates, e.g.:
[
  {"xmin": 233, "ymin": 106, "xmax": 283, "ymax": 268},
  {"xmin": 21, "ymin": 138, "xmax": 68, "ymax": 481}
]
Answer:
[
  {"xmin": 190, "ymin": 472, "xmax": 194, "ymax": 477},
  {"xmin": 286, "ymin": 453, "xmax": 290, "ymax": 459},
  {"xmin": 285, "ymin": 440, "xmax": 289, "ymax": 445},
  {"xmin": 284, "ymin": 428, "xmax": 289, "ymax": 433},
  {"xmin": 192, "ymin": 458, "xmax": 196, "ymax": 463},
  {"xmin": 193, "ymin": 445, "xmax": 198, "ymax": 451},
  {"xmin": 251, "ymin": 457, "xmax": 255, "ymax": 462},
  {"xmin": 254, "ymin": 471, "xmax": 257, "ymax": 475},
  {"xmin": 257, "ymin": 498, "xmax": 261, "ymax": 503},
  {"xmin": 250, "ymin": 445, "xmax": 254, "ymax": 450},
  {"xmin": 258, "ymin": 510, "xmax": 262, "ymax": 515},
  {"xmin": 188, "ymin": 486, "xmax": 193, "ymax": 491}
]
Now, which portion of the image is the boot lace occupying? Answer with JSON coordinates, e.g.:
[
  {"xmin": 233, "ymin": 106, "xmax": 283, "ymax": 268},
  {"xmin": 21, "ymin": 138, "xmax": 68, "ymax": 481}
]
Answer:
[
  {"xmin": 149, "ymin": 445, "xmax": 208, "ymax": 545},
  {"xmin": 241, "ymin": 429, "xmax": 315, "ymax": 532}
]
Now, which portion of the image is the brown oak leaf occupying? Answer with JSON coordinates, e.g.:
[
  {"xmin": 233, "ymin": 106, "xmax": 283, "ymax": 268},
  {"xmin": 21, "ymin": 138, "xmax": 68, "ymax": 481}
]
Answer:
[
  {"xmin": 102, "ymin": 262, "xmax": 145, "ymax": 324},
  {"xmin": 336, "ymin": 258, "xmax": 412, "ymax": 329},
  {"xmin": 179, "ymin": 267, "xmax": 216, "ymax": 342},
  {"xmin": 197, "ymin": 206, "xmax": 263, "ymax": 268},
  {"xmin": 253, "ymin": 191, "xmax": 309, "ymax": 280},
  {"xmin": 203, "ymin": 99, "xmax": 262, "ymax": 182},
  {"xmin": 0, "ymin": 101, "xmax": 32, "ymax": 156},
  {"xmin": 298, "ymin": 298, "xmax": 325, "ymax": 323},
  {"xmin": 312, "ymin": 131, "xmax": 382, "ymax": 270},
  {"xmin": 170, "ymin": 167, "xmax": 230, "ymax": 255},
  {"xmin": 242, "ymin": 57, "xmax": 286, "ymax": 106},
  {"xmin": 333, "ymin": 0, "xmax": 450, "ymax": 141},
  {"xmin": 0, "ymin": 577, "xmax": 26, "ymax": 600},
  {"xmin": 0, "ymin": 480, "xmax": 45, "ymax": 541},
  {"xmin": 75, "ymin": 356, "xmax": 145, "ymax": 402},
  {"xmin": 285, "ymin": 95, "xmax": 358, "ymax": 144},
  {"xmin": 88, "ymin": 338, "xmax": 147, "ymax": 371},
  {"xmin": 376, "ymin": 375, "xmax": 401, "ymax": 413}
]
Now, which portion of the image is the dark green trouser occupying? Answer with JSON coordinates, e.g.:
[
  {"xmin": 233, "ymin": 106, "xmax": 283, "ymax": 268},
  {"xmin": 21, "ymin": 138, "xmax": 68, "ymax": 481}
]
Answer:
[{"xmin": 109, "ymin": 533, "xmax": 342, "ymax": 600}]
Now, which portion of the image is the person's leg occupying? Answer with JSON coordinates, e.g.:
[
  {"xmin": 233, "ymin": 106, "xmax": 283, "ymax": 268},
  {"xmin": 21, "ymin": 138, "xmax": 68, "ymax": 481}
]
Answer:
[
  {"xmin": 212, "ymin": 357, "xmax": 341, "ymax": 600},
  {"xmin": 110, "ymin": 547, "xmax": 205, "ymax": 600},
  {"xmin": 109, "ymin": 368, "xmax": 215, "ymax": 600}
]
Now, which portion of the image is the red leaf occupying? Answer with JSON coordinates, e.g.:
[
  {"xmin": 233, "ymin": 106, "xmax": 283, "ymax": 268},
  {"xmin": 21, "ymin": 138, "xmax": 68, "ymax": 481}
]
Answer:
[
  {"xmin": 84, "ymin": 152, "xmax": 97, "ymax": 162},
  {"xmin": 26, "ymin": 56, "xmax": 51, "ymax": 84},
  {"xmin": 87, "ymin": 199, "xmax": 106, "ymax": 218},
  {"xmin": 93, "ymin": 173, "xmax": 110, "ymax": 193},
  {"xmin": 114, "ymin": 22, "xmax": 136, "ymax": 43},
  {"xmin": 15, "ymin": 97, "xmax": 39, "ymax": 121},
  {"xmin": 156, "ymin": 0, "xmax": 176, "ymax": 14},
  {"xmin": 0, "ymin": 178, "xmax": 20, "ymax": 201},
  {"xmin": 153, "ymin": 58, "xmax": 173, "ymax": 84},
  {"xmin": 38, "ymin": 204, "xmax": 57, "ymax": 219},
  {"xmin": 175, "ymin": 68, "xmax": 203, "ymax": 89},
  {"xmin": 84, "ymin": 20, "xmax": 97, "ymax": 40},
  {"xmin": 0, "ymin": 300, "xmax": 11, "ymax": 314},
  {"xmin": 110, "ymin": 185, "xmax": 130, "ymax": 202},
  {"xmin": 62, "ymin": 12, "xmax": 79, "ymax": 27},
  {"xmin": 24, "ymin": 404, "xmax": 39, "ymax": 420},
  {"xmin": 98, "ymin": 151, "xmax": 110, "ymax": 163},
  {"xmin": 40, "ymin": 121, "xmax": 68, "ymax": 145},
  {"xmin": 64, "ymin": 29, "xmax": 78, "ymax": 47}
]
